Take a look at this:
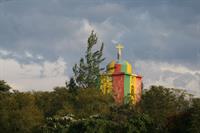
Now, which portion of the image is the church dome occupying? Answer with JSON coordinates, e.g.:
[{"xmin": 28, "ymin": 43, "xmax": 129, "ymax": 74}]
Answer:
[
  {"xmin": 106, "ymin": 60, "xmax": 116, "ymax": 74},
  {"xmin": 106, "ymin": 60, "xmax": 132, "ymax": 74},
  {"xmin": 115, "ymin": 60, "xmax": 132, "ymax": 74}
]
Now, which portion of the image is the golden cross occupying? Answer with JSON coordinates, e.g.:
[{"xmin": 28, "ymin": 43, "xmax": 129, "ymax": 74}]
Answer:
[{"xmin": 116, "ymin": 43, "xmax": 124, "ymax": 60}]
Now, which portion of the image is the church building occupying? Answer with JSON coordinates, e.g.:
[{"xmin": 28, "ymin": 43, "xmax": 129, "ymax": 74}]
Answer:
[{"xmin": 99, "ymin": 44, "xmax": 143, "ymax": 104}]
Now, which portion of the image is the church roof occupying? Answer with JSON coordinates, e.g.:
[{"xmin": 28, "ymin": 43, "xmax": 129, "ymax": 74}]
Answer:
[{"xmin": 107, "ymin": 59, "xmax": 132, "ymax": 74}]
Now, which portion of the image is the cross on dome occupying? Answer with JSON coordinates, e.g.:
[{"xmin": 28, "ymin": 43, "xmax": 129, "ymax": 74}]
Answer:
[{"xmin": 116, "ymin": 43, "xmax": 124, "ymax": 60}]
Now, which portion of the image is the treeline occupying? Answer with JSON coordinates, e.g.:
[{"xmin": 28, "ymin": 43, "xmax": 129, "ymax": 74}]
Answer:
[{"xmin": 0, "ymin": 80, "xmax": 200, "ymax": 133}]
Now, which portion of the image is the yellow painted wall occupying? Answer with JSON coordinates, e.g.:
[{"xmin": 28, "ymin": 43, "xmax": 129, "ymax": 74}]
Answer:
[
  {"xmin": 100, "ymin": 74, "xmax": 112, "ymax": 94},
  {"xmin": 129, "ymin": 75, "xmax": 138, "ymax": 104},
  {"xmin": 107, "ymin": 60, "xmax": 116, "ymax": 74},
  {"xmin": 130, "ymin": 76, "xmax": 134, "ymax": 104}
]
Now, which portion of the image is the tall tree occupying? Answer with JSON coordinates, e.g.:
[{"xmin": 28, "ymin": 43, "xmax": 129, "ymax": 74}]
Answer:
[{"xmin": 72, "ymin": 31, "xmax": 105, "ymax": 89}]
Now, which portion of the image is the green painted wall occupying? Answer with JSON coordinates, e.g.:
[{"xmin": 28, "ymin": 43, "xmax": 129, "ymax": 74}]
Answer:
[{"xmin": 124, "ymin": 74, "xmax": 131, "ymax": 103}]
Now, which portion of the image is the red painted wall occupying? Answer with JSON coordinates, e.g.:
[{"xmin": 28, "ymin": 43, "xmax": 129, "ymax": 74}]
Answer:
[
  {"xmin": 135, "ymin": 76, "xmax": 142, "ymax": 103},
  {"xmin": 112, "ymin": 74, "xmax": 124, "ymax": 104}
]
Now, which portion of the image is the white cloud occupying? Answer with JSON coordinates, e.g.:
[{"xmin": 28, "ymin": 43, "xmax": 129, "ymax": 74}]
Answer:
[
  {"xmin": 42, "ymin": 57, "xmax": 66, "ymax": 77},
  {"xmin": 0, "ymin": 49, "xmax": 10, "ymax": 56},
  {"xmin": 161, "ymin": 64, "xmax": 200, "ymax": 75},
  {"xmin": 25, "ymin": 51, "xmax": 33, "ymax": 58},
  {"xmin": 134, "ymin": 60, "xmax": 200, "ymax": 96},
  {"xmin": 0, "ymin": 57, "xmax": 68, "ymax": 91},
  {"xmin": 37, "ymin": 55, "xmax": 44, "ymax": 60}
]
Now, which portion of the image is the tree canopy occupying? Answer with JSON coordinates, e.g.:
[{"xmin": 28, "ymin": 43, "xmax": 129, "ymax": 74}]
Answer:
[{"xmin": 0, "ymin": 82, "xmax": 199, "ymax": 133}]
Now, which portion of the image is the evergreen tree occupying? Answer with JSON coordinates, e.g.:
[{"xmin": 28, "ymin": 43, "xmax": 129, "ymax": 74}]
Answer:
[
  {"xmin": 72, "ymin": 31, "xmax": 105, "ymax": 89},
  {"xmin": 66, "ymin": 77, "xmax": 78, "ymax": 93}
]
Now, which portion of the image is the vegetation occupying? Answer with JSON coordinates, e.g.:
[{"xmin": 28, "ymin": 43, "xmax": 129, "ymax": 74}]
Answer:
[
  {"xmin": 141, "ymin": 86, "xmax": 191, "ymax": 132},
  {"xmin": 71, "ymin": 31, "xmax": 105, "ymax": 89},
  {"xmin": 0, "ymin": 80, "xmax": 11, "ymax": 92},
  {"xmin": 0, "ymin": 82, "xmax": 200, "ymax": 133}
]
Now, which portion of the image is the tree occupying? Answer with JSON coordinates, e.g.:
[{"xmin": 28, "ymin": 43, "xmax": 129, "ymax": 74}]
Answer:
[
  {"xmin": 34, "ymin": 87, "xmax": 70, "ymax": 117},
  {"xmin": 141, "ymin": 86, "xmax": 190, "ymax": 132},
  {"xmin": 188, "ymin": 98, "xmax": 200, "ymax": 133},
  {"xmin": 41, "ymin": 105, "xmax": 153, "ymax": 133},
  {"xmin": 66, "ymin": 77, "xmax": 78, "ymax": 93},
  {"xmin": 0, "ymin": 92, "xmax": 44, "ymax": 133},
  {"xmin": 0, "ymin": 80, "xmax": 11, "ymax": 92},
  {"xmin": 72, "ymin": 31, "xmax": 105, "ymax": 89}
]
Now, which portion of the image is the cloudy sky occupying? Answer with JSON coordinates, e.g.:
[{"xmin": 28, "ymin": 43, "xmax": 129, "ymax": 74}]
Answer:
[{"xmin": 0, "ymin": 0, "xmax": 200, "ymax": 95}]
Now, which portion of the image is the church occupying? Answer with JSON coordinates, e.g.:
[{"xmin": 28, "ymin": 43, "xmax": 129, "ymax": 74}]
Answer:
[{"xmin": 99, "ymin": 44, "xmax": 143, "ymax": 104}]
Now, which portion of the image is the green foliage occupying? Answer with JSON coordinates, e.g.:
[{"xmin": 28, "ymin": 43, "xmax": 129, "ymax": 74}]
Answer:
[
  {"xmin": 0, "ymin": 92, "xmax": 43, "ymax": 133},
  {"xmin": 0, "ymin": 80, "xmax": 11, "ymax": 92},
  {"xmin": 72, "ymin": 31, "xmax": 105, "ymax": 89},
  {"xmin": 188, "ymin": 98, "xmax": 200, "ymax": 133},
  {"xmin": 67, "ymin": 117, "xmax": 121, "ymax": 133},
  {"xmin": 166, "ymin": 111, "xmax": 191, "ymax": 133},
  {"xmin": 66, "ymin": 77, "xmax": 78, "ymax": 93},
  {"xmin": 41, "ymin": 114, "xmax": 76, "ymax": 132},
  {"xmin": 141, "ymin": 85, "xmax": 191, "ymax": 132},
  {"xmin": 34, "ymin": 87, "xmax": 71, "ymax": 117},
  {"xmin": 1, "ymin": 81, "xmax": 200, "ymax": 133},
  {"xmin": 42, "ymin": 106, "xmax": 153, "ymax": 133},
  {"xmin": 34, "ymin": 87, "xmax": 113, "ymax": 118},
  {"xmin": 72, "ymin": 88, "xmax": 114, "ymax": 118},
  {"xmin": 107, "ymin": 105, "xmax": 153, "ymax": 133},
  {"xmin": 41, "ymin": 114, "xmax": 118, "ymax": 133}
]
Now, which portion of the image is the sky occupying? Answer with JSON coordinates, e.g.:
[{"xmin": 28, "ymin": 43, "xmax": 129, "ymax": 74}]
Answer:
[{"xmin": 0, "ymin": 0, "xmax": 200, "ymax": 95}]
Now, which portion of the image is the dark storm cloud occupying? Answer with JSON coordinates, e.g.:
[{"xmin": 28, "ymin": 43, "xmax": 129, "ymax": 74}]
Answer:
[{"xmin": 0, "ymin": 0, "xmax": 199, "ymax": 66}]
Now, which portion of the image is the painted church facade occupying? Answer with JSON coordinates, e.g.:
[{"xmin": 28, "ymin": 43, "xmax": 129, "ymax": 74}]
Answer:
[{"xmin": 99, "ymin": 44, "xmax": 143, "ymax": 104}]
